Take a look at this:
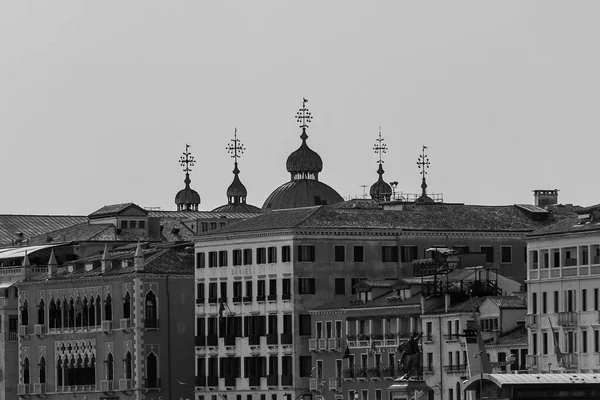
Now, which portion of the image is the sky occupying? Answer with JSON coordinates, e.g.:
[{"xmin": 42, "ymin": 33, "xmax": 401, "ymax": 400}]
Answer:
[{"xmin": 1, "ymin": 1, "xmax": 599, "ymax": 216}]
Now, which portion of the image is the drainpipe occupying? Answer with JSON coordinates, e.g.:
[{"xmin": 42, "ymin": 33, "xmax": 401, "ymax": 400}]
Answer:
[
  {"xmin": 166, "ymin": 276, "xmax": 172, "ymax": 400},
  {"xmin": 438, "ymin": 315, "xmax": 444, "ymax": 400}
]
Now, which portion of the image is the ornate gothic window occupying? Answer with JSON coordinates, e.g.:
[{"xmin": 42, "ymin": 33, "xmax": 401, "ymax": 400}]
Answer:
[
  {"xmin": 146, "ymin": 352, "xmax": 158, "ymax": 388},
  {"xmin": 56, "ymin": 359, "xmax": 63, "ymax": 388},
  {"xmin": 68, "ymin": 298, "xmax": 75, "ymax": 328},
  {"xmin": 23, "ymin": 357, "xmax": 30, "ymax": 384},
  {"xmin": 55, "ymin": 299, "xmax": 62, "ymax": 329},
  {"xmin": 106, "ymin": 353, "xmax": 114, "ymax": 381},
  {"xmin": 104, "ymin": 295, "xmax": 112, "ymax": 322},
  {"xmin": 37, "ymin": 299, "xmax": 45, "ymax": 325},
  {"xmin": 96, "ymin": 295, "xmax": 102, "ymax": 325},
  {"xmin": 145, "ymin": 291, "xmax": 157, "ymax": 328},
  {"xmin": 49, "ymin": 299, "xmax": 56, "ymax": 329},
  {"xmin": 39, "ymin": 356, "xmax": 46, "ymax": 384},
  {"xmin": 123, "ymin": 292, "xmax": 131, "ymax": 319},
  {"xmin": 82, "ymin": 297, "xmax": 88, "ymax": 328},
  {"xmin": 124, "ymin": 351, "xmax": 132, "ymax": 379},
  {"xmin": 89, "ymin": 298, "xmax": 95, "ymax": 327},
  {"xmin": 21, "ymin": 300, "xmax": 28, "ymax": 326},
  {"xmin": 62, "ymin": 298, "xmax": 68, "ymax": 328}
]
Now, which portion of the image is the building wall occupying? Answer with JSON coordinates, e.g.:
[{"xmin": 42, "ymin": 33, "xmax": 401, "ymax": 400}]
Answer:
[{"xmin": 0, "ymin": 284, "xmax": 19, "ymax": 400}]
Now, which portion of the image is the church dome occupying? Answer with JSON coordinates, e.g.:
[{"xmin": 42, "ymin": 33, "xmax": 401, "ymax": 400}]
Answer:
[
  {"xmin": 227, "ymin": 164, "xmax": 248, "ymax": 198},
  {"xmin": 370, "ymin": 164, "xmax": 392, "ymax": 202},
  {"xmin": 175, "ymin": 185, "xmax": 201, "ymax": 208},
  {"xmin": 212, "ymin": 202, "xmax": 262, "ymax": 213},
  {"xmin": 262, "ymin": 180, "xmax": 343, "ymax": 212},
  {"xmin": 175, "ymin": 144, "xmax": 201, "ymax": 211},
  {"xmin": 286, "ymin": 132, "xmax": 323, "ymax": 178}
]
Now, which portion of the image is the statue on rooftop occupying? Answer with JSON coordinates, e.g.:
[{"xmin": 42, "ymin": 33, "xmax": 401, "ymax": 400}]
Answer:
[{"xmin": 397, "ymin": 331, "xmax": 423, "ymax": 380}]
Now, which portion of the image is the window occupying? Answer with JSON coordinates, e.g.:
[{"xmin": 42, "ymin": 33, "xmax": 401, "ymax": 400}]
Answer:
[
  {"xmin": 269, "ymin": 279, "xmax": 277, "ymax": 296},
  {"xmin": 583, "ymin": 289, "xmax": 588, "ymax": 312},
  {"xmin": 400, "ymin": 246, "xmax": 418, "ymax": 262},
  {"xmin": 299, "ymin": 356, "xmax": 312, "ymax": 377},
  {"xmin": 220, "ymin": 282, "xmax": 227, "ymax": 300},
  {"xmin": 532, "ymin": 333, "xmax": 537, "ymax": 355},
  {"xmin": 501, "ymin": 246, "xmax": 512, "ymax": 263},
  {"xmin": 596, "ymin": 288, "xmax": 599, "ymax": 311},
  {"xmin": 146, "ymin": 352, "xmax": 159, "ymax": 388},
  {"xmin": 123, "ymin": 292, "xmax": 131, "ymax": 319},
  {"xmin": 196, "ymin": 253, "xmax": 205, "ymax": 269},
  {"xmin": 554, "ymin": 291, "xmax": 559, "ymax": 313},
  {"xmin": 38, "ymin": 299, "xmax": 45, "ymax": 325},
  {"xmin": 532, "ymin": 293, "xmax": 537, "ymax": 314},
  {"xmin": 583, "ymin": 330, "xmax": 588, "ymax": 353},
  {"xmin": 219, "ymin": 251, "xmax": 228, "ymax": 267},
  {"xmin": 595, "ymin": 330, "xmax": 599, "ymax": 353},
  {"xmin": 542, "ymin": 332, "xmax": 548, "ymax": 354},
  {"xmin": 268, "ymin": 247, "xmax": 277, "ymax": 263},
  {"xmin": 233, "ymin": 250, "xmax": 242, "ymax": 266},
  {"xmin": 257, "ymin": 280, "xmax": 266, "ymax": 301},
  {"xmin": 282, "ymin": 246, "xmax": 291, "ymax": 262},
  {"xmin": 245, "ymin": 281, "xmax": 253, "ymax": 299},
  {"xmin": 298, "ymin": 278, "xmax": 316, "ymax": 294},
  {"xmin": 233, "ymin": 282, "xmax": 242, "ymax": 301},
  {"xmin": 138, "ymin": 220, "xmax": 145, "ymax": 229},
  {"xmin": 542, "ymin": 292, "xmax": 547, "ymax": 314},
  {"xmin": 209, "ymin": 283, "xmax": 218, "ymax": 303},
  {"xmin": 334, "ymin": 246, "xmax": 345, "ymax": 262},
  {"xmin": 129, "ymin": 221, "xmax": 137, "ymax": 229},
  {"xmin": 297, "ymin": 245, "xmax": 315, "ymax": 262},
  {"xmin": 282, "ymin": 279, "xmax": 291, "ymax": 300},
  {"xmin": 335, "ymin": 278, "xmax": 346, "ymax": 295},
  {"xmin": 353, "ymin": 246, "xmax": 364, "ymax": 262},
  {"xmin": 208, "ymin": 252, "xmax": 218, "ymax": 268},
  {"xmin": 381, "ymin": 246, "xmax": 398, "ymax": 262},
  {"xmin": 299, "ymin": 314, "xmax": 311, "ymax": 335},
  {"xmin": 480, "ymin": 246, "xmax": 494, "ymax": 262},
  {"xmin": 257, "ymin": 248, "xmax": 267, "ymax": 265},
  {"xmin": 104, "ymin": 295, "xmax": 112, "ymax": 321},
  {"xmin": 145, "ymin": 291, "xmax": 157, "ymax": 328},
  {"xmin": 243, "ymin": 249, "xmax": 252, "ymax": 265},
  {"xmin": 121, "ymin": 221, "xmax": 127, "ymax": 229}
]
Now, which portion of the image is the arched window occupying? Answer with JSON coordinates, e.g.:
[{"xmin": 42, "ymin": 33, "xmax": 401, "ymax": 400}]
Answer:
[
  {"xmin": 62, "ymin": 298, "xmax": 68, "ymax": 328},
  {"xmin": 90, "ymin": 355, "xmax": 96, "ymax": 385},
  {"xmin": 89, "ymin": 298, "xmax": 96, "ymax": 327},
  {"xmin": 55, "ymin": 299, "xmax": 62, "ymax": 329},
  {"xmin": 145, "ymin": 291, "xmax": 157, "ymax": 328},
  {"xmin": 56, "ymin": 359, "xmax": 63, "ymax": 388},
  {"xmin": 124, "ymin": 351, "xmax": 132, "ymax": 379},
  {"xmin": 23, "ymin": 357, "xmax": 30, "ymax": 384},
  {"xmin": 82, "ymin": 297, "xmax": 89, "ymax": 328},
  {"xmin": 75, "ymin": 297, "xmax": 83, "ymax": 328},
  {"xmin": 456, "ymin": 382, "xmax": 461, "ymax": 400},
  {"xmin": 96, "ymin": 295, "xmax": 102, "ymax": 325},
  {"xmin": 146, "ymin": 352, "xmax": 158, "ymax": 388},
  {"xmin": 39, "ymin": 356, "xmax": 46, "ymax": 384},
  {"xmin": 21, "ymin": 300, "xmax": 28, "ymax": 326},
  {"xmin": 76, "ymin": 355, "xmax": 84, "ymax": 385},
  {"xmin": 49, "ymin": 299, "xmax": 56, "ymax": 329},
  {"xmin": 38, "ymin": 298, "xmax": 45, "ymax": 325},
  {"xmin": 106, "ymin": 353, "xmax": 114, "ymax": 381},
  {"xmin": 123, "ymin": 292, "xmax": 131, "ymax": 319},
  {"xmin": 68, "ymin": 356, "xmax": 76, "ymax": 387},
  {"xmin": 105, "ymin": 294, "xmax": 112, "ymax": 322},
  {"xmin": 68, "ymin": 298, "xmax": 75, "ymax": 328}
]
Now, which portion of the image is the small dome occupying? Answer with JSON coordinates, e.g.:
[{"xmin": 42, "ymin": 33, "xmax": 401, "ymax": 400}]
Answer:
[
  {"xmin": 212, "ymin": 203, "xmax": 262, "ymax": 213},
  {"xmin": 175, "ymin": 187, "xmax": 201, "ymax": 206},
  {"xmin": 226, "ymin": 165, "xmax": 247, "ymax": 199},
  {"xmin": 286, "ymin": 132, "xmax": 323, "ymax": 177},
  {"xmin": 370, "ymin": 164, "xmax": 392, "ymax": 202},
  {"xmin": 262, "ymin": 179, "xmax": 343, "ymax": 212}
]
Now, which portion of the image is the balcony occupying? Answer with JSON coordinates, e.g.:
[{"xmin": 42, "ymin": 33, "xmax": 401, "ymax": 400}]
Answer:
[
  {"xmin": 32, "ymin": 383, "xmax": 46, "ymax": 395},
  {"xmin": 18, "ymin": 325, "xmax": 29, "ymax": 337},
  {"xmin": 195, "ymin": 376, "xmax": 207, "ymax": 387},
  {"xmin": 282, "ymin": 293, "xmax": 291, "ymax": 301},
  {"xmin": 208, "ymin": 297, "xmax": 218, "ymax": 304},
  {"xmin": 343, "ymin": 368, "xmax": 355, "ymax": 380},
  {"xmin": 17, "ymin": 383, "xmax": 32, "ymax": 395},
  {"xmin": 355, "ymin": 368, "xmax": 367, "ymax": 380},
  {"xmin": 243, "ymin": 296, "xmax": 253, "ymax": 303},
  {"xmin": 328, "ymin": 377, "xmax": 341, "ymax": 391},
  {"xmin": 119, "ymin": 379, "xmax": 133, "ymax": 391},
  {"xmin": 558, "ymin": 311, "xmax": 578, "ymax": 327},
  {"xmin": 268, "ymin": 294, "xmax": 277, "ymax": 302},
  {"xmin": 267, "ymin": 374, "xmax": 278, "ymax": 387},
  {"xmin": 381, "ymin": 367, "xmax": 396, "ymax": 380},
  {"xmin": 443, "ymin": 334, "xmax": 460, "ymax": 342},
  {"xmin": 34, "ymin": 324, "xmax": 46, "ymax": 336},
  {"xmin": 525, "ymin": 314, "xmax": 538, "ymax": 329},
  {"xmin": 281, "ymin": 375, "xmax": 293, "ymax": 386},
  {"xmin": 100, "ymin": 380, "xmax": 115, "ymax": 393},
  {"xmin": 328, "ymin": 338, "xmax": 341, "ymax": 351},
  {"xmin": 9, "ymin": 331, "xmax": 18, "ymax": 342},
  {"xmin": 280, "ymin": 333, "xmax": 293, "ymax": 345},
  {"xmin": 256, "ymin": 295, "xmax": 266, "ymax": 302},
  {"xmin": 232, "ymin": 296, "xmax": 242, "ymax": 304},
  {"xmin": 367, "ymin": 368, "xmax": 382, "ymax": 380},
  {"xmin": 310, "ymin": 378, "xmax": 325, "ymax": 392},
  {"xmin": 318, "ymin": 338, "xmax": 327, "ymax": 351},
  {"xmin": 443, "ymin": 364, "xmax": 467, "ymax": 373},
  {"xmin": 120, "ymin": 318, "xmax": 132, "ymax": 331},
  {"xmin": 248, "ymin": 376, "xmax": 261, "ymax": 388},
  {"xmin": 195, "ymin": 298, "xmax": 205, "ymax": 304},
  {"xmin": 207, "ymin": 376, "xmax": 218, "ymax": 387}
]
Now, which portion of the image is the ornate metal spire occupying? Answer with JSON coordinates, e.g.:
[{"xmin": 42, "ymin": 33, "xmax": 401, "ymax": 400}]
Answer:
[
  {"xmin": 179, "ymin": 144, "xmax": 195, "ymax": 187},
  {"xmin": 295, "ymin": 98, "xmax": 312, "ymax": 139},
  {"xmin": 226, "ymin": 127, "xmax": 246, "ymax": 173},
  {"xmin": 373, "ymin": 127, "xmax": 387, "ymax": 165},
  {"xmin": 416, "ymin": 145, "xmax": 430, "ymax": 198}
]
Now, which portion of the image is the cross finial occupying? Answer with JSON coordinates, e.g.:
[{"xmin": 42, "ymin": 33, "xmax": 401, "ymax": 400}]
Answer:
[
  {"xmin": 179, "ymin": 144, "xmax": 195, "ymax": 174},
  {"xmin": 296, "ymin": 98, "xmax": 312, "ymax": 130},
  {"xmin": 226, "ymin": 127, "xmax": 245, "ymax": 163},
  {"xmin": 417, "ymin": 145, "xmax": 430, "ymax": 178},
  {"xmin": 373, "ymin": 127, "xmax": 387, "ymax": 164}
]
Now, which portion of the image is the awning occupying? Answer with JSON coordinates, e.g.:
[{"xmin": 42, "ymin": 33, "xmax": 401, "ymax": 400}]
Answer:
[
  {"xmin": 0, "ymin": 244, "xmax": 64, "ymax": 260},
  {"xmin": 463, "ymin": 373, "xmax": 600, "ymax": 390}
]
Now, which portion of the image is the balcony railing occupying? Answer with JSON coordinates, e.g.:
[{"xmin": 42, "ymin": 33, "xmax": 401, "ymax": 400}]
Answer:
[
  {"xmin": 328, "ymin": 338, "xmax": 341, "ymax": 351},
  {"xmin": 17, "ymin": 384, "xmax": 32, "ymax": 395},
  {"xmin": 443, "ymin": 334, "xmax": 460, "ymax": 341},
  {"xmin": 100, "ymin": 380, "xmax": 115, "ymax": 392},
  {"xmin": 563, "ymin": 353, "xmax": 578, "ymax": 368},
  {"xmin": 233, "ymin": 296, "xmax": 242, "ymax": 303},
  {"xmin": 119, "ymin": 379, "xmax": 133, "ymax": 391},
  {"xmin": 242, "ymin": 296, "xmax": 252, "ymax": 303},
  {"xmin": 32, "ymin": 383, "xmax": 46, "ymax": 395},
  {"xmin": 309, "ymin": 339, "xmax": 318, "ymax": 351},
  {"xmin": 558, "ymin": 311, "xmax": 578, "ymax": 326},
  {"xmin": 282, "ymin": 293, "xmax": 291, "ymax": 301},
  {"xmin": 9, "ymin": 331, "xmax": 18, "ymax": 342},
  {"xmin": 343, "ymin": 368, "xmax": 355, "ymax": 379},
  {"xmin": 318, "ymin": 338, "xmax": 327, "ymax": 351},
  {"xmin": 525, "ymin": 314, "xmax": 538, "ymax": 329},
  {"xmin": 267, "ymin": 294, "xmax": 277, "ymax": 301},
  {"xmin": 18, "ymin": 325, "xmax": 29, "ymax": 337},
  {"xmin": 329, "ymin": 377, "xmax": 341, "ymax": 391},
  {"xmin": 443, "ymin": 364, "xmax": 467, "ymax": 373}
]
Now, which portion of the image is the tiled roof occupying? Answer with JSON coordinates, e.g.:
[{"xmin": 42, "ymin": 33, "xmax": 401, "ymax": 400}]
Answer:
[
  {"xmin": 0, "ymin": 215, "xmax": 87, "ymax": 246},
  {"xmin": 496, "ymin": 327, "xmax": 527, "ymax": 347},
  {"xmin": 330, "ymin": 198, "xmax": 383, "ymax": 209},
  {"xmin": 528, "ymin": 216, "xmax": 600, "ymax": 237},
  {"xmin": 424, "ymin": 296, "xmax": 485, "ymax": 315},
  {"xmin": 208, "ymin": 203, "xmax": 572, "ymax": 235},
  {"xmin": 511, "ymin": 292, "xmax": 527, "ymax": 304},
  {"xmin": 158, "ymin": 218, "xmax": 196, "ymax": 242},
  {"xmin": 211, "ymin": 203, "xmax": 262, "ymax": 213},
  {"xmin": 486, "ymin": 296, "xmax": 526, "ymax": 309},
  {"xmin": 514, "ymin": 204, "xmax": 549, "ymax": 214},
  {"xmin": 356, "ymin": 280, "xmax": 399, "ymax": 289},
  {"xmin": 88, "ymin": 203, "xmax": 146, "ymax": 218},
  {"xmin": 148, "ymin": 210, "xmax": 261, "ymax": 220},
  {"xmin": 27, "ymin": 223, "xmax": 145, "ymax": 245},
  {"xmin": 312, "ymin": 290, "xmax": 422, "ymax": 312}
]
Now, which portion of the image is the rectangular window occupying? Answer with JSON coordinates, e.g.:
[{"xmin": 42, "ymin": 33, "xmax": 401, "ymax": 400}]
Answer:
[
  {"xmin": 334, "ymin": 246, "xmax": 345, "ymax": 262},
  {"xmin": 354, "ymin": 246, "xmax": 364, "ymax": 262},
  {"xmin": 220, "ymin": 282, "xmax": 227, "ymax": 300},
  {"xmin": 532, "ymin": 333, "xmax": 537, "ymax": 355},
  {"xmin": 299, "ymin": 356, "xmax": 312, "ymax": 377},
  {"xmin": 257, "ymin": 280, "xmax": 266, "ymax": 301},
  {"xmin": 268, "ymin": 247, "xmax": 277, "ymax": 264},
  {"xmin": 196, "ymin": 283, "xmax": 205, "ymax": 303},
  {"xmin": 282, "ymin": 246, "xmax": 291, "ymax": 262},
  {"xmin": 297, "ymin": 245, "xmax": 316, "ymax": 262},
  {"xmin": 583, "ymin": 330, "xmax": 588, "ymax": 353},
  {"xmin": 542, "ymin": 332, "xmax": 548, "ymax": 354},
  {"xmin": 583, "ymin": 289, "xmax": 588, "ymax": 312},
  {"xmin": 196, "ymin": 252, "xmax": 205, "ymax": 269},
  {"xmin": 298, "ymin": 278, "xmax": 316, "ymax": 294},
  {"xmin": 595, "ymin": 288, "xmax": 599, "ymax": 311},
  {"xmin": 480, "ymin": 246, "xmax": 494, "ymax": 262},
  {"xmin": 233, "ymin": 282, "xmax": 242, "ymax": 301},
  {"xmin": 532, "ymin": 293, "xmax": 538, "ymax": 314},
  {"xmin": 121, "ymin": 220, "xmax": 127, "ymax": 229},
  {"xmin": 245, "ymin": 281, "xmax": 253, "ymax": 298},
  {"xmin": 382, "ymin": 246, "xmax": 398, "ymax": 262},
  {"xmin": 208, "ymin": 251, "xmax": 218, "ymax": 268},
  {"xmin": 219, "ymin": 251, "xmax": 228, "ymax": 267},
  {"xmin": 243, "ymin": 249, "xmax": 253, "ymax": 265},
  {"xmin": 501, "ymin": 246, "xmax": 512, "ymax": 263},
  {"xmin": 138, "ymin": 220, "xmax": 145, "ymax": 229},
  {"xmin": 208, "ymin": 283, "xmax": 218, "ymax": 302},
  {"xmin": 554, "ymin": 291, "xmax": 559, "ymax": 313},
  {"xmin": 400, "ymin": 246, "xmax": 418, "ymax": 262},
  {"xmin": 269, "ymin": 279, "xmax": 277, "ymax": 296},
  {"xmin": 299, "ymin": 314, "xmax": 311, "ymax": 336},
  {"xmin": 335, "ymin": 278, "xmax": 346, "ymax": 295},
  {"xmin": 233, "ymin": 249, "xmax": 242, "ymax": 266},
  {"xmin": 453, "ymin": 245, "xmax": 469, "ymax": 253},
  {"xmin": 257, "ymin": 248, "xmax": 267, "ymax": 265},
  {"xmin": 282, "ymin": 279, "xmax": 291, "ymax": 299},
  {"xmin": 595, "ymin": 330, "xmax": 599, "ymax": 353},
  {"xmin": 542, "ymin": 292, "xmax": 547, "ymax": 314}
]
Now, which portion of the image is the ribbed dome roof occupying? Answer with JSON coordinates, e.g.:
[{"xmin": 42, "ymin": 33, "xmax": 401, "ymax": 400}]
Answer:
[
  {"xmin": 262, "ymin": 179, "xmax": 343, "ymax": 212},
  {"xmin": 370, "ymin": 164, "xmax": 392, "ymax": 201},
  {"xmin": 286, "ymin": 131, "xmax": 323, "ymax": 175},
  {"xmin": 212, "ymin": 203, "xmax": 262, "ymax": 213},
  {"xmin": 175, "ymin": 186, "xmax": 201, "ymax": 205},
  {"xmin": 227, "ymin": 164, "xmax": 247, "ymax": 198}
]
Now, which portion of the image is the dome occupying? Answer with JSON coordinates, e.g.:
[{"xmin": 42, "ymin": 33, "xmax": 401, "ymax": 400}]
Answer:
[
  {"xmin": 286, "ymin": 132, "xmax": 323, "ymax": 178},
  {"xmin": 226, "ymin": 165, "xmax": 247, "ymax": 198},
  {"xmin": 262, "ymin": 179, "xmax": 344, "ymax": 212},
  {"xmin": 370, "ymin": 164, "xmax": 392, "ymax": 202},
  {"xmin": 212, "ymin": 203, "xmax": 262, "ymax": 213},
  {"xmin": 175, "ymin": 186, "xmax": 201, "ymax": 208}
]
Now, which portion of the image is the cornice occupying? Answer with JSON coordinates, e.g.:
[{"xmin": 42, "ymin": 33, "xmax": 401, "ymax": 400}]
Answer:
[{"xmin": 16, "ymin": 273, "xmax": 192, "ymax": 288}]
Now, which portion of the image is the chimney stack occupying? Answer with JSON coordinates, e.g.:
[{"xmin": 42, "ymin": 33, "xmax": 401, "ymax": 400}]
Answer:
[
  {"xmin": 101, "ymin": 244, "xmax": 109, "ymax": 273},
  {"xmin": 533, "ymin": 189, "xmax": 559, "ymax": 208},
  {"xmin": 134, "ymin": 242, "xmax": 144, "ymax": 272}
]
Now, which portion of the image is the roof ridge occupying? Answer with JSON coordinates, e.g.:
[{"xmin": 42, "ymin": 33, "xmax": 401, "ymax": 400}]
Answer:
[{"xmin": 295, "ymin": 206, "xmax": 325, "ymax": 227}]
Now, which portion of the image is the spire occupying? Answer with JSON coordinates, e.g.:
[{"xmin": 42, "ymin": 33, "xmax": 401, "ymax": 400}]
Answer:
[
  {"xmin": 296, "ymin": 97, "xmax": 313, "ymax": 141},
  {"xmin": 225, "ymin": 128, "xmax": 248, "ymax": 204},
  {"xmin": 286, "ymin": 98, "xmax": 323, "ymax": 180},
  {"xmin": 22, "ymin": 251, "xmax": 30, "ymax": 267},
  {"xmin": 134, "ymin": 241, "xmax": 144, "ymax": 272},
  {"xmin": 370, "ymin": 127, "xmax": 392, "ymax": 202},
  {"xmin": 48, "ymin": 249, "xmax": 58, "ymax": 277},
  {"xmin": 101, "ymin": 244, "xmax": 109, "ymax": 273},
  {"xmin": 175, "ymin": 144, "xmax": 201, "ymax": 211},
  {"xmin": 416, "ymin": 145, "xmax": 434, "ymax": 204}
]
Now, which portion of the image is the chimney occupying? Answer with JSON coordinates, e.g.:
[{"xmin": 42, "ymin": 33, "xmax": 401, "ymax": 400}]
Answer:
[
  {"xmin": 533, "ymin": 189, "xmax": 559, "ymax": 207},
  {"xmin": 134, "ymin": 242, "xmax": 144, "ymax": 272},
  {"xmin": 444, "ymin": 294, "xmax": 451, "ymax": 313},
  {"xmin": 101, "ymin": 244, "xmax": 109, "ymax": 273},
  {"xmin": 47, "ymin": 249, "xmax": 58, "ymax": 277}
]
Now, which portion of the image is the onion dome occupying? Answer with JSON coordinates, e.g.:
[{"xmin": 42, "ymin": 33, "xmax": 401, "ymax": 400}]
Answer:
[
  {"xmin": 212, "ymin": 129, "xmax": 262, "ymax": 213},
  {"xmin": 175, "ymin": 144, "xmax": 201, "ymax": 211},
  {"xmin": 262, "ymin": 98, "xmax": 343, "ymax": 212},
  {"xmin": 370, "ymin": 164, "xmax": 392, "ymax": 202}
]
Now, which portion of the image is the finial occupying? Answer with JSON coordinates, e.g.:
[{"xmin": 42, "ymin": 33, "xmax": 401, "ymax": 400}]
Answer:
[
  {"xmin": 226, "ymin": 127, "xmax": 246, "ymax": 169},
  {"xmin": 22, "ymin": 251, "xmax": 30, "ymax": 267},
  {"xmin": 179, "ymin": 144, "xmax": 195, "ymax": 186},
  {"xmin": 296, "ymin": 98, "xmax": 312, "ymax": 139},
  {"xmin": 417, "ymin": 145, "xmax": 430, "ymax": 196},
  {"xmin": 373, "ymin": 127, "xmax": 387, "ymax": 165}
]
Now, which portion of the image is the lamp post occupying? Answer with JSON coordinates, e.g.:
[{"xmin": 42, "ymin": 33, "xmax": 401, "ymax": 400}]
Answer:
[{"xmin": 311, "ymin": 366, "xmax": 324, "ymax": 400}]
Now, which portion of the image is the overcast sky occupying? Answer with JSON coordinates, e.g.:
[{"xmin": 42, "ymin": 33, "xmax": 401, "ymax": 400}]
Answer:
[{"xmin": 1, "ymin": 1, "xmax": 598, "ymax": 215}]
